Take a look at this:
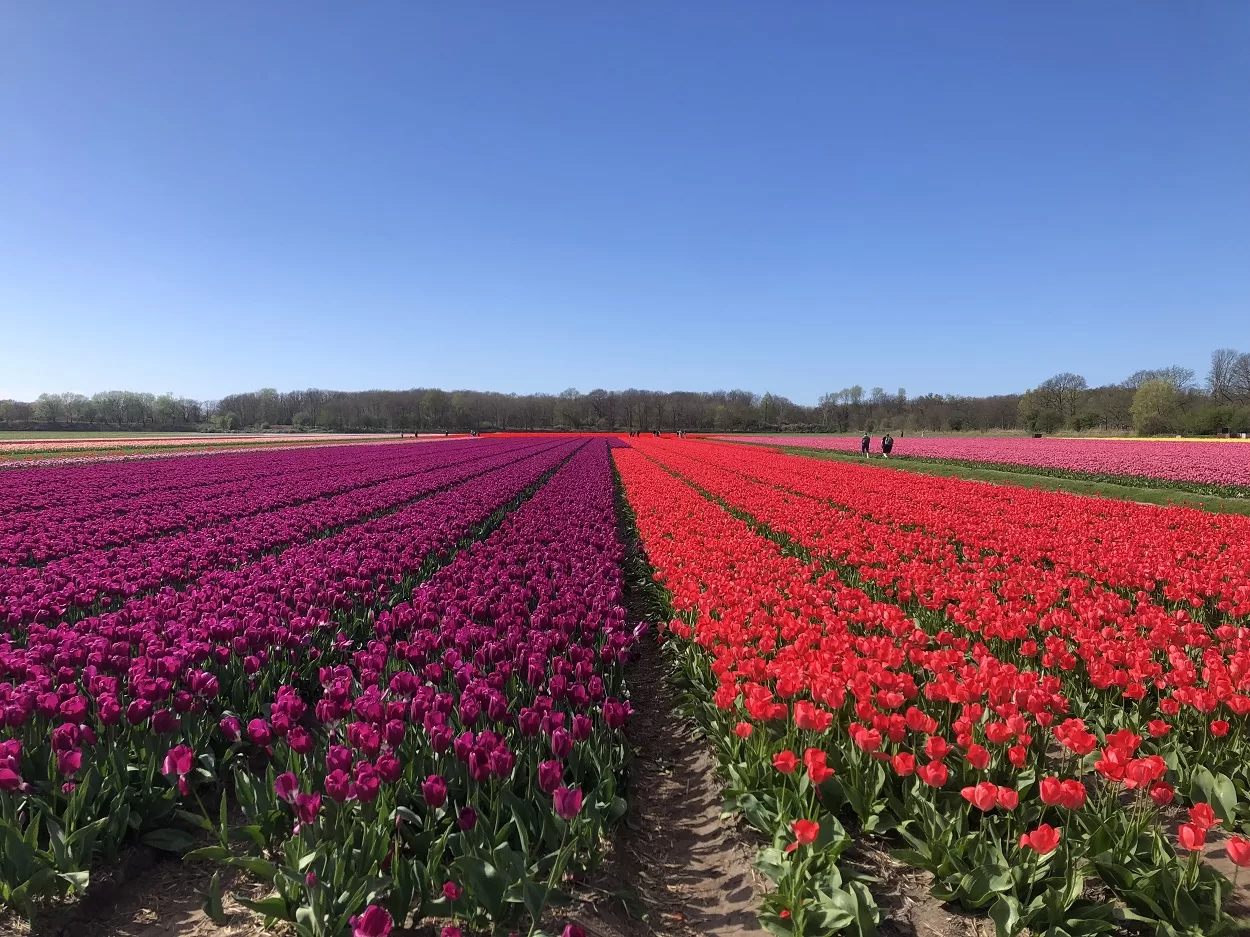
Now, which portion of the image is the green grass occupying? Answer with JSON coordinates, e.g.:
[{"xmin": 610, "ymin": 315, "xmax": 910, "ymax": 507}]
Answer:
[{"xmin": 771, "ymin": 445, "xmax": 1250, "ymax": 517}]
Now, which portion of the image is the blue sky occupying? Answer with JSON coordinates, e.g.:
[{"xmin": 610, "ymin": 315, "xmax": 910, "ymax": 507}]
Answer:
[{"xmin": 1, "ymin": 4, "xmax": 1247, "ymax": 404}]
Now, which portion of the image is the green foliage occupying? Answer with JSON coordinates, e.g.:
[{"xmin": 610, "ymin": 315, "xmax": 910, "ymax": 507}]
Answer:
[{"xmin": 1131, "ymin": 380, "xmax": 1180, "ymax": 435}]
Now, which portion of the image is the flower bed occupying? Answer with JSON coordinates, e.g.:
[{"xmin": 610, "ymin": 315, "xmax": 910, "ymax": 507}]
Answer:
[
  {"xmin": 618, "ymin": 438, "xmax": 1250, "ymax": 936},
  {"xmin": 1, "ymin": 439, "xmax": 564, "ymax": 627},
  {"xmin": 0, "ymin": 438, "xmax": 642, "ymax": 936},
  {"xmin": 721, "ymin": 435, "xmax": 1250, "ymax": 495}
]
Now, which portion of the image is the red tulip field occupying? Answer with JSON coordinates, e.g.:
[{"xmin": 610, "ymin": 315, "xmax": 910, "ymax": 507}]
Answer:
[
  {"xmin": 2, "ymin": 435, "xmax": 1249, "ymax": 937},
  {"xmin": 720, "ymin": 434, "xmax": 1250, "ymax": 496},
  {"xmin": 615, "ymin": 437, "xmax": 1250, "ymax": 937}
]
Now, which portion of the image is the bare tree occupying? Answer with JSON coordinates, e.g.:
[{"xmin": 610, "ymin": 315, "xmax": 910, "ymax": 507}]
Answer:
[
  {"xmin": 1208, "ymin": 348, "xmax": 1250, "ymax": 403},
  {"xmin": 1124, "ymin": 366, "xmax": 1195, "ymax": 391},
  {"xmin": 1036, "ymin": 373, "xmax": 1088, "ymax": 422}
]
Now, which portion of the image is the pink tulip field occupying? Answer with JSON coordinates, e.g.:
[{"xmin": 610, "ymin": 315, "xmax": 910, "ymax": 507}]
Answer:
[{"xmin": 719, "ymin": 434, "xmax": 1250, "ymax": 493}]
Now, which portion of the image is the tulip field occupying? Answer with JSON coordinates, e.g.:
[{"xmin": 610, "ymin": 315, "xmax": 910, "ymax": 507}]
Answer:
[
  {"xmin": 616, "ymin": 437, "xmax": 1250, "ymax": 937},
  {"xmin": 720, "ymin": 434, "xmax": 1250, "ymax": 495},
  {"xmin": 3, "ymin": 434, "xmax": 1250, "ymax": 937},
  {"xmin": 0, "ymin": 437, "xmax": 640, "ymax": 937}
]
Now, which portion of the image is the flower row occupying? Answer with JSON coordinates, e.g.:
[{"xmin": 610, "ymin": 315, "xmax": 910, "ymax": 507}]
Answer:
[
  {"xmin": 0, "ymin": 439, "xmax": 491, "ymax": 564},
  {"xmin": 723, "ymin": 434, "xmax": 1250, "ymax": 490},
  {"xmin": 615, "ymin": 441, "xmax": 1247, "ymax": 937},
  {"xmin": 1, "ymin": 439, "xmax": 560, "ymax": 627}
]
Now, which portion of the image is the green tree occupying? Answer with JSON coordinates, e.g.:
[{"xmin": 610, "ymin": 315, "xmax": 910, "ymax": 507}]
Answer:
[{"xmin": 1130, "ymin": 379, "xmax": 1180, "ymax": 436}]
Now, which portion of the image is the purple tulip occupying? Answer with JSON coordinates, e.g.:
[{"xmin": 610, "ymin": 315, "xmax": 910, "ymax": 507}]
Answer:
[
  {"xmin": 554, "ymin": 785, "xmax": 584, "ymax": 820},
  {"xmin": 421, "ymin": 774, "xmax": 448, "ymax": 808},
  {"xmin": 538, "ymin": 760, "xmax": 564, "ymax": 794},
  {"xmin": 324, "ymin": 768, "xmax": 353, "ymax": 803},
  {"xmin": 274, "ymin": 771, "xmax": 299, "ymax": 803},
  {"xmin": 247, "ymin": 718, "xmax": 272, "ymax": 747}
]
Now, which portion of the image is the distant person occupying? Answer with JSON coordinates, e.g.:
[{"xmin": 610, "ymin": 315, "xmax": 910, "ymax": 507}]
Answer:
[
  {"xmin": 861, "ymin": 432, "xmax": 871, "ymax": 458},
  {"xmin": 882, "ymin": 433, "xmax": 894, "ymax": 458}
]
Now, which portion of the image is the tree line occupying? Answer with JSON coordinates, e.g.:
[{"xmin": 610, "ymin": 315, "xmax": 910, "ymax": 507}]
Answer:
[{"xmin": 3, "ymin": 348, "xmax": 1248, "ymax": 436}]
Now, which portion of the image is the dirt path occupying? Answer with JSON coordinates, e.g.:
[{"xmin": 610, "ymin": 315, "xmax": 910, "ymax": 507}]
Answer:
[{"xmin": 569, "ymin": 636, "xmax": 764, "ymax": 937}]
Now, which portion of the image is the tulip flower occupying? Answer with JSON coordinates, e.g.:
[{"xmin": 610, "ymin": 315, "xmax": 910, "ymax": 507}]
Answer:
[
  {"xmin": 917, "ymin": 760, "xmax": 948, "ymax": 788},
  {"xmin": 1226, "ymin": 837, "xmax": 1250, "ymax": 868},
  {"xmin": 1189, "ymin": 803, "xmax": 1217, "ymax": 831},
  {"xmin": 1177, "ymin": 822, "xmax": 1207, "ymax": 853},
  {"xmin": 1148, "ymin": 781, "xmax": 1174, "ymax": 806},
  {"xmin": 554, "ymin": 786, "xmax": 583, "ymax": 820},
  {"xmin": 421, "ymin": 774, "xmax": 448, "ymax": 808},
  {"xmin": 772, "ymin": 750, "xmax": 798, "ymax": 775},
  {"xmin": 786, "ymin": 818, "xmax": 820, "ymax": 853},
  {"xmin": 1019, "ymin": 824, "xmax": 1061, "ymax": 855},
  {"xmin": 350, "ymin": 905, "xmax": 393, "ymax": 937}
]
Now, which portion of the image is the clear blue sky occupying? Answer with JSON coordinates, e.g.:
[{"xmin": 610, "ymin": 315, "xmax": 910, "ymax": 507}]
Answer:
[{"xmin": 1, "ymin": 3, "xmax": 1247, "ymax": 404}]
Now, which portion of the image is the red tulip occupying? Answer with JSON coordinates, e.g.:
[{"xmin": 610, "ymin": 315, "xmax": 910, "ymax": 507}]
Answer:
[
  {"xmin": 1059, "ymin": 780, "xmax": 1087, "ymax": 810},
  {"xmin": 803, "ymin": 748, "xmax": 835, "ymax": 785},
  {"xmin": 786, "ymin": 818, "xmax": 820, "ymax": 852},
  {"xmin": 1177, "ymin": 822, "xmax": 1207, "ymax": 853},
  {"xmin": 917, "ymin": 760, "xmax": 948, "ymax": 788},
  {"xmin": 1019, "ymin": 824, "xmax": 1061, "ymax": 855},
  {"xmin": 1226, "ymin": 837, "xmax": 1250, "ymax": 868},
  {"xmin": 1039, "ymin": 776, "xmax": 1063, "ymax": 806},
  {"xmin": 892, "ymin": 752, "xmax": 916, "ymax": 776},
  {"xmin": 1189, "ymin": 803, "xmax": 1217, "ymax": 831},
  {"xmin": 924, "ymin": 736, "xmax": 951, "ymax": 761},
  {"xmin": 1148, "ymin": 781, "xmax": 1174, "ymax": 806},
  {"xmin": 965, "ymin": 744, "xmax": 990, "ymax": 770},
  {"xmin": 961, "ymin": 782, "xmax": 998, "ymax": 812},
  {"xmin": 773, "ymin": 750, "xmax": 798, "ymax": 774},
  {"xmin": 350, "ymin": 905, "xmax": 393, "ymax": 937}
]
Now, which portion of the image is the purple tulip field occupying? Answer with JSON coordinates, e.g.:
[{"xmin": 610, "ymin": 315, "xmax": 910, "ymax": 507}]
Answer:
[{"xmin": 0, "ymin": 437, "xmax": 641, "ymax": 935}]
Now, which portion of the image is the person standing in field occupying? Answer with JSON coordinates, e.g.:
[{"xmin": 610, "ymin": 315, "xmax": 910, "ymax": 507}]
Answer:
[
  {"xmin": 861, "ymin": 432, "xmax": 871, "ymax": 458},
  {"xmin": 882, "ymin": 432, "xmax": 894, "ymax": 458}
]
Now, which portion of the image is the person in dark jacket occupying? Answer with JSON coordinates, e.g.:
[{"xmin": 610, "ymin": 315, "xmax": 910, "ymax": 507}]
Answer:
[
  {"xmin": 860, "ymin": 432, "xmax": 871, "ymax": 458},
  {"xmin": 882, "ymin": 433, "xmax": 894, "ymax": 457}
]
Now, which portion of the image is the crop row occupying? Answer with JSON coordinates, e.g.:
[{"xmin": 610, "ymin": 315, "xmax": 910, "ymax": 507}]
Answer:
[
  {"xmin": 0, "ymin": 439, "xmax": 430, "ymax": 514},
  {"xmin": 0, "ymin": 439, "xmax": 516, "ymax": 565},
  {"xmin": 0, "ymin": 438, "xmax": 639, "ymax": 936},
  {"xmin": 616, "ymin": 440, "xmax": 1249, "ymax": 937},
  {"xmin": 724, "ymin": 435, "xmax": 1250, "ymax": 494},
  {"xmin": 677, "ymin": 440, "xmax": 1250, "ymax": 619},
  {"xmin": 0, "ymin": 439, "xmax": 562, "ymax": 628}
]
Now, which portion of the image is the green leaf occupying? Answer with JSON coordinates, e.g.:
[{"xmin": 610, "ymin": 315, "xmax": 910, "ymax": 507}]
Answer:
[
  {"xmin": 175, "ymin": 809, "xmax": 216, "ymax": 833},
  {"xmin": 1212, "ymin": 773, "xmax": 1238, "ymax": 827},
  {"xmin": 184, "ymin": 845, "xmax": 232, "ymax": 862},
  {"xmin": 226, "ymin": 855, "xmax": 279, "ymax": 881},
  {"xmin": 142, "ymin": 828, "xmax": 200, "ymax": 854},
  {"xmin": 1189, "ymin": 765, "xmax": 1216, "ymax": 805},
  {"xmin": 754, "ymin": 847, "xmax": 788, "ymax": 884},
  {"xmin": 203, "ymin": 871, "xmax": 228, "ymax": 925},
  {"xmin": 454, "ymin": 855, "xmax": 505, "ymax": 919},
  {"xmin": 228, "ymin": 825, "xmax": 267, "ymax": 848},
  {"xmin": 848, "ymin": 880, "xmax": 879, "ymax": 937},
  {"xmin": 237, "ymin": 895, "xmax": 292, "ymax": 921},
  {"xmin": 58, "ymin": 870, "xmax": 90, "ymax": 893},
  {"xmin": 523, "ymin": 880, "xmax": 549, "ymax": 924},
  {"xmin": 990, "ymin": 895, "xmax": 1021, "ymax": 937}
]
